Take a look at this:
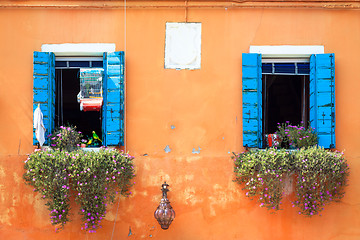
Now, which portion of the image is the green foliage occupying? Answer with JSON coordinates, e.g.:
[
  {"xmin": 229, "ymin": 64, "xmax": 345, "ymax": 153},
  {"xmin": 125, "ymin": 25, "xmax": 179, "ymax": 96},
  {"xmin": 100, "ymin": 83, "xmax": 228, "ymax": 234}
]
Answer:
[
  {"xmin": 233, "ymin": 148, "xmax": 291, "ymax": 211},
  {"xmin": 275, "ymin": 122, "xmax": 318, "ymax": 149},
  {"xmin": 23, "ymin": 148, "xmax": 135, "ymax": 232},
  {"xmin": 72, "ymin": 149, "xmax": 135, "ymax": 232},
  {"xmin": 23, "ymin": 149, "xmax": 71, "ymax": 229},
  {"xmin": 233, "ymin": 146, "xmax": 349, "ymax": 217},
  {"xmin": 292, "ymin": 147, "xmax": 350, "ymax": 216},
  {"xmin": 49, "ymin": 126, "xmax": 83, "ymax": 152}
]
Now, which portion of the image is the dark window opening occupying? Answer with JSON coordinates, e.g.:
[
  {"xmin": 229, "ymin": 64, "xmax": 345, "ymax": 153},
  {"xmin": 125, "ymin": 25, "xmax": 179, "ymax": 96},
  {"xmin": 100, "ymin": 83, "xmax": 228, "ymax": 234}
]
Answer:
[
  {"xmin": 55, "ymin": 69, "xmax": 102, "ymax": 141},
  {"xmin": 263, "ymin": 75, "xmax": 309, "ymax": 135}
]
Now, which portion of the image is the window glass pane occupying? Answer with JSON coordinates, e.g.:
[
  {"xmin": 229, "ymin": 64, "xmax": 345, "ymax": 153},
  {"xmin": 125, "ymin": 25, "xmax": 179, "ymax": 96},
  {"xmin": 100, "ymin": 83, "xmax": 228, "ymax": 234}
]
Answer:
[
  {"xmin": 69, "ymin": 61, "xmax": 90, "ymax": 67},
  {"xmin": 55, "ymin": 61, "xmax": 67, "ymax": 67},
  {"xmin": 297, "ymin": 63, "xmax": 310, "ymax": 74},
  {"xmin": 262, "ymin": 63, "xmax": 272, "ymax": 74},
  {"xmin": 91, "ymin": 61, "xmax": 103, "ymax": 68},
  {"xmin": 274, "ymin": 63, "xmax": 295, "ymax": 74}
]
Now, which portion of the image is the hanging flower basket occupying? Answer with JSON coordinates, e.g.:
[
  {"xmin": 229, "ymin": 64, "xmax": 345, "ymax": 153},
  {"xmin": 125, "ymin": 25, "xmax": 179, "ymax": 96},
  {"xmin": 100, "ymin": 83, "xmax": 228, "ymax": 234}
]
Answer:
[{"xmin": 233, "ymin": 147, "xmax": 350, "ymax": 216}]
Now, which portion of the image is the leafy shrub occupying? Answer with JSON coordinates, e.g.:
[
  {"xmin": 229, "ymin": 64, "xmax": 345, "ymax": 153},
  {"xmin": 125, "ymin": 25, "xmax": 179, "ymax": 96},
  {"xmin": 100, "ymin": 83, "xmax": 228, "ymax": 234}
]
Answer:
[
  {"xmin": 23, "ymin": 148, "xmax": 135, "ymax": 232},
  {"xmin": 233, "ymin": 146, "xmax": 349, "ymax": 216}
]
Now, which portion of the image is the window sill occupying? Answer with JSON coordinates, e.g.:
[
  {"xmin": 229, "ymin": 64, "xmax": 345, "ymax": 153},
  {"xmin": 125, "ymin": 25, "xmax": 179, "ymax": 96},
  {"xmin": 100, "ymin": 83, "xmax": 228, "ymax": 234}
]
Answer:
[
  {"xmin": 81, "ymin": 147, "xmax": 101, "ymax": 152},
  {"xmin": 39, "ymin": 146, "xmax": 115, "ymax": 152},
  {"xmin": 248, "ymin": 147, "xmax": 299, "ymax": 152}
]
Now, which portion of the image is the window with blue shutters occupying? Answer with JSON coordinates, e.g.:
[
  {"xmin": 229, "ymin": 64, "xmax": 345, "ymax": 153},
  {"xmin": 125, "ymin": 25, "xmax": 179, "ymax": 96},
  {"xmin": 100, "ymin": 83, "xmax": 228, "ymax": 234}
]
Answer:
[
  {"xmin": 33, "ymin": 51, "xmax": 125, "ymax": 147},
  {"xmin": 102, "ymin": 52, "xmax": 125, "ymax": 146},
  {"xmin": 242, "ymin": 53, "xmax": 263, "ymax": 148},
  {"xmin": 242, "ymin": 53, "xmax": 335, "ymax": 149},
  {"xmin": 33, "ymin": 52, "xmax": 55, "ymax": 145},
  {"xmin": 309, "ymin": 54, "xmax": 335, "ymax": 148}
]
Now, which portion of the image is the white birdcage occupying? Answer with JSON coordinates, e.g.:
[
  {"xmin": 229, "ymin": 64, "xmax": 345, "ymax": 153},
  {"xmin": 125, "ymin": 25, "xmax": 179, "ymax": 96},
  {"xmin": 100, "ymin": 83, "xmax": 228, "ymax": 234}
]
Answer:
[{"xmin": 77, "ymin": 68, "xmax": 104, "ymax": 112}]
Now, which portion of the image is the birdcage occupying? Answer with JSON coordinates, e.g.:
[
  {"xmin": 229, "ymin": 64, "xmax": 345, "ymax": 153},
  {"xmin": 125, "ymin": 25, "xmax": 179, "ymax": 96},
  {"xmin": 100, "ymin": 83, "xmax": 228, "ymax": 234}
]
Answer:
[{"xmin": 77, "ymin": 68, "xmax": 104, "ymax": 112}]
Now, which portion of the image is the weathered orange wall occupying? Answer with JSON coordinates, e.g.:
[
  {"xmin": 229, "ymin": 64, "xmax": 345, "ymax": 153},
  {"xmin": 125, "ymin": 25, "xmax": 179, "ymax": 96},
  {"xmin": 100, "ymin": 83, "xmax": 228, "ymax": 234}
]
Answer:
[{"xmin": 1, "ymin": 3, "xmax": 360, "ymax": 240}]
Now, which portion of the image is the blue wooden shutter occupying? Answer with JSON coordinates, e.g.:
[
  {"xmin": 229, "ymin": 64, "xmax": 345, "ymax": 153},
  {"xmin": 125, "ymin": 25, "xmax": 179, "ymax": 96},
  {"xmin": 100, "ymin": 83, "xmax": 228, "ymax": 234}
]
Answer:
[
  {"xmin": 33, "ymin": 51, "xmax": 55, "ymax": 145},
  {"xmin": 310, "ymin": 53, "xmax": 335, "ymax": 148},
  {"xmin": 102, "ymin": 52, "xmax": 125, "ymax": 146},
  {"xmin": 242, "ymin": 53, "xmax": 263, "ymax": 148}
]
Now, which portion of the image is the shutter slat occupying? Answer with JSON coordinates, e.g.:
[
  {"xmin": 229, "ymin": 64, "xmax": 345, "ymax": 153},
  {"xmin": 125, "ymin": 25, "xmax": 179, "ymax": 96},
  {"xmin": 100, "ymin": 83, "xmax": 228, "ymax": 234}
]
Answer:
[
  {"xmin": 309, "ymin": 53, "xmax": 335, "ymax": 148},
  {"xmin": 33, "ymin": 51, "xmax": 55, "ymax": 145},
  {"xmin": 242, "ymin": 53, "xmax": 262, "ymax": 148},
  {"xmin": 102, "ymin": 52, "xmax": 125, "ymax": 146}
]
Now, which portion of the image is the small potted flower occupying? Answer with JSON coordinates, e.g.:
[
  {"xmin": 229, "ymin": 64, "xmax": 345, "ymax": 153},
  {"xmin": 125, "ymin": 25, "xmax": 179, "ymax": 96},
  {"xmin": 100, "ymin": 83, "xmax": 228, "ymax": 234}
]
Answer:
[{"xmin": 80, "ymin": 139, "xmax": 87, "ymax": 148}]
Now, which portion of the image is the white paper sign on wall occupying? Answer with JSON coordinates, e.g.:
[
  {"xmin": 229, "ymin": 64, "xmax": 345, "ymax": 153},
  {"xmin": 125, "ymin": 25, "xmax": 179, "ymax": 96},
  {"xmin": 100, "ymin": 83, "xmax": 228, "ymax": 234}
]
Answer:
[{"xmin": 165, "ymin": 22, "xmax": 202, "ymax": 70}]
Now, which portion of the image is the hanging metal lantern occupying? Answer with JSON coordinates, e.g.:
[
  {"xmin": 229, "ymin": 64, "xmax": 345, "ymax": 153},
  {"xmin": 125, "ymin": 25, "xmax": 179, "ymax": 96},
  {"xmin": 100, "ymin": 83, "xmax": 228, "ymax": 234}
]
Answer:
[{"xmin": 154, "ymin": 182, "xmax": 175, "ymax": 230}]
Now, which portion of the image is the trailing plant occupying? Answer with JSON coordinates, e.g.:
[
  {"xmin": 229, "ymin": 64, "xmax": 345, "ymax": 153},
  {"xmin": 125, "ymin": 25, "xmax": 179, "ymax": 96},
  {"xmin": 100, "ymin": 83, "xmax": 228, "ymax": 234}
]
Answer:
[
  {"xmin": 233, "ymin": 146, "xmax": 349, "ymax": 216},
  {"xmin": 233, "ymin": 148, "xmax": 291, "ymax": 211},
  {"xmin": 275, "ymin": 122, "xmax": 318, "ymax": 149},
  {"xmin": 23, "ymin": 148, "xmax": 135, "ymax": 232},
  {"xmin": 71, "ymin": 149, "xmax": 135, "ymax": 232},
  {"xmin": 292, "ymin": 147, "xmax": 350, "ymax": 216},
  {"xmin": 48, "ymin": 126, "xmax": 83, "ymax": 152},
  {"xmin": 23, "ymin": 149, "xmax": 72, "ymax": 230}
]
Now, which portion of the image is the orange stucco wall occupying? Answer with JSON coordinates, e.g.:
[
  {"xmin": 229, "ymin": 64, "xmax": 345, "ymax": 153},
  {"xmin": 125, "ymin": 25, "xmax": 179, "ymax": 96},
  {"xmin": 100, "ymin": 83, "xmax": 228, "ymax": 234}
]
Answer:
[{"xmin": 1, "ymin": 3, "xmax": 360, "ymax": 239}]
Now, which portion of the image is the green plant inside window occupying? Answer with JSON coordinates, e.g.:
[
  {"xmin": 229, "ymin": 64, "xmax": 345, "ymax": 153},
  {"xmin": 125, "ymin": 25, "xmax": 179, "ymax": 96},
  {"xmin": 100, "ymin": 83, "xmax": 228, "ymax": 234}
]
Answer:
[
  {"xmin": 48, "ymin": 126, "xmax": 83, "ymax": 151},
  {"xmin": 274, "ymin": 122, "xmax": 318, "ymax": 149}
]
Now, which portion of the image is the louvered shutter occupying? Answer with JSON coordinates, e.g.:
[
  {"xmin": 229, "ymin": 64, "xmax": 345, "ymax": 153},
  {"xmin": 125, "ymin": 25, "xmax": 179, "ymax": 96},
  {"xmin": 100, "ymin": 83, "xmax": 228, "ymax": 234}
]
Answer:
[
  {"xmin": 33, "ymin": 52, "xmax": 55, "ymax": 145},
  {"xmin": 242, "ymin": 53, "xmax": 263, "ymax": 148},
  {"xmin": 310, "ymin": 53, "xmax": 335, "ymax": 148},
  {"xmin": 102, "ymin": 52, "xmax": 125, "ymax": 146}
]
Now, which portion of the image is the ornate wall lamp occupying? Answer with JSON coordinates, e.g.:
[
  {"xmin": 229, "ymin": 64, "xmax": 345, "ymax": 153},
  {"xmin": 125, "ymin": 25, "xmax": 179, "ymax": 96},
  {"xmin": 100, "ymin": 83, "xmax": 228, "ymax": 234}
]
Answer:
[{"xmin": 154, "ymin": 182, "xmax": 175, "ymax": 230}]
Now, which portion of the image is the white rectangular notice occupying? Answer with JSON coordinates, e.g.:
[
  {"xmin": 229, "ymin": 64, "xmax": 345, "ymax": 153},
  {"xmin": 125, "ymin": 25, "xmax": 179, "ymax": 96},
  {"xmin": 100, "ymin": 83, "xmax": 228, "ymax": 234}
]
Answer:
[{"xmin": 165, "ymin": 22, "xmax": 202, "ymax": 70}]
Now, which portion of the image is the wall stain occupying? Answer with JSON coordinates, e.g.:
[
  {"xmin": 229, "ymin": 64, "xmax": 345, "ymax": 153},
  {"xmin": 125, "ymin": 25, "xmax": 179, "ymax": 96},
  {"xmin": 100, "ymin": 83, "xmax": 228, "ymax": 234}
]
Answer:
[
  {"xmin": 174, "ymin": 174, "xmax": 194, "ymax": 185},
  {"xmin": 0, "ymin": 208, "xmax": 11, "ymax": 225},
  {"xmin": 13, "ymin": 172, "xmax": 21, "ymax": 185},
  {"xmin": 179, "ymin": 187, "xmax": 203, "ymax": 206},
  {"xmin": 186, "ymin": 156, "xmax": 201, "ymax": 163},
  {"xmin": 0, "ymin": 166, "xmax": 5, "ymax": 178},
  {"xmin": 208, "ymin": 183, "xmax": 242, "ymax": 216}
]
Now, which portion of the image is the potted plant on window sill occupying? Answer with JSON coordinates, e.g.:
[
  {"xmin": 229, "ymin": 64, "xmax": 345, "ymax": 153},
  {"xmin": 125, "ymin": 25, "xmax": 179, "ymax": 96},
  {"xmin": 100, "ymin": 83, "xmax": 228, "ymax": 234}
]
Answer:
[{"xmin": 267, "ymin": 121, "xmax": 318, "ymax": 150}]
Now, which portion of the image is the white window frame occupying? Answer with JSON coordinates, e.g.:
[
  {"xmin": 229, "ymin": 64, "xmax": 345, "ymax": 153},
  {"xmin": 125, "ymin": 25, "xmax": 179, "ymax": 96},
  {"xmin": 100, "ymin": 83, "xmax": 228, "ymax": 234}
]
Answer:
[
  {"xmin": 249, "ymin": 45, "xmax": 324, "ymax": 58},
  {"xmin": 41, "ymin": 43, "xmax": 116, "ymax": 56}
]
